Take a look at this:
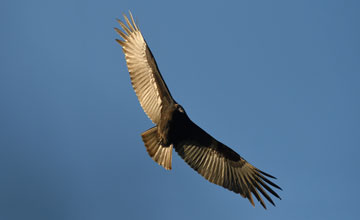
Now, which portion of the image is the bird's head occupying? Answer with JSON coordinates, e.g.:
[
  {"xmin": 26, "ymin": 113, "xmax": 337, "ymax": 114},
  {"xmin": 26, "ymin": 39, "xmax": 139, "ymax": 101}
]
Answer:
[
  {"xmin": 172, "ymin": 103, "xmax": 189, "ymax": 123},
  {"xmin": 174, "ymin": 103, "xmax": 185, "ymax": 114}
]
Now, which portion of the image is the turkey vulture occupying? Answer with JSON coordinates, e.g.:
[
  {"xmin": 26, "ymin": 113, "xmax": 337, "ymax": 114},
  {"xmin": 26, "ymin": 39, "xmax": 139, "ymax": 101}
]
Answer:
[{"xmin": 115, "ymin": 12, "xmax": 281, "ymax": 209}]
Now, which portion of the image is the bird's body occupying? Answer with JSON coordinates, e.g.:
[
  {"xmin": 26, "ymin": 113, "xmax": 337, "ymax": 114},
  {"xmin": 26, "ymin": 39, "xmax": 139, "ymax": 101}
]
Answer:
[
  {"xmin": 115, "ymin": 12, "xmax": 281, "ymax": 209},
  {"xmin": 158, "ymin": 102, "xmax": 178, "ymax": 147}
]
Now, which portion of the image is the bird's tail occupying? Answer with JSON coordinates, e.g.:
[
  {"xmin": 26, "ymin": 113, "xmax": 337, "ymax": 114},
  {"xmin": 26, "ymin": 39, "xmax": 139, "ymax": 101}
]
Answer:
[{"xmin": 141, "ymin": 126, "xmax": 173, "ymax": 170}]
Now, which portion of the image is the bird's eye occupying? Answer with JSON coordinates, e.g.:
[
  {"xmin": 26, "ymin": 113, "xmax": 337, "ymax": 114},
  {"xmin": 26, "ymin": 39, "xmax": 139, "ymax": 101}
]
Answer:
[{"xmin": 177, "ymin": 105, "xmax": 184, "ymax": 113}]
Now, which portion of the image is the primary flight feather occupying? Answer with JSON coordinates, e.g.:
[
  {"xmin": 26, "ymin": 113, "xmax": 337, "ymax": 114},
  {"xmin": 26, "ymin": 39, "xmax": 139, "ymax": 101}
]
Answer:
[{"xmin": 115, "ymin": 12, "xmax": 282, "ymax": 209}]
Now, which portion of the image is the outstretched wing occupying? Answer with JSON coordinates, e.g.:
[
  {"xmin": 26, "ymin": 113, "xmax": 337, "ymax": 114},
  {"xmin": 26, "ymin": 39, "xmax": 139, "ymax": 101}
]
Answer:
[
  {"xmin": 174, "ymin": 119, "xmax": 282, "ymax": 209},
  {"xmin": 115, "ymin": 12, "xmax": 174, "ymax": 124}
]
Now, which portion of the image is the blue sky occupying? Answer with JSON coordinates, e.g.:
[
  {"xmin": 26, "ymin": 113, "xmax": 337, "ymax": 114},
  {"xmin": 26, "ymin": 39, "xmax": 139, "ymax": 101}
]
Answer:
[{"xmin": 1, "ymin": 0, "xmax": 359, "ymax": 219}]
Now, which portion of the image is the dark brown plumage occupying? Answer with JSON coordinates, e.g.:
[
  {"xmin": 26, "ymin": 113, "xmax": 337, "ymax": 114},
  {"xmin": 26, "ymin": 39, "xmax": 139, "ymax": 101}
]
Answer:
[{"xmin": 115, "ymin": 12, "xmax": 282, "ymax": 209}]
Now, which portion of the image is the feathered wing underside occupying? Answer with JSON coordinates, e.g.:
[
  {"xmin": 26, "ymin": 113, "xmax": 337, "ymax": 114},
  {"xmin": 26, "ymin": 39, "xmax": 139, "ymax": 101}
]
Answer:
[
  {"xmin": 115, "ymin": 12, "xmax": 174, "ymax": 124},
  {"xmin": 174, "ymin": 122, "xmax": 282, "ymax": 209}
]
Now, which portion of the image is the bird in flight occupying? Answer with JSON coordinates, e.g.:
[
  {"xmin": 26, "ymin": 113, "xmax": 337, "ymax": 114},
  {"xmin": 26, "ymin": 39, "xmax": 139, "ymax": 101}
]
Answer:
[{"xmin": 115, "ymin": 12, "xmax": 281, "ymax": 209}]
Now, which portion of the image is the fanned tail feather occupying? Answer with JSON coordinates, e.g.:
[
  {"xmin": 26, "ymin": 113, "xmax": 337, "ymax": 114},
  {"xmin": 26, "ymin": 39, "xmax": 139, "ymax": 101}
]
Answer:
[{"xmin": 141, "ymin": 126, "xmax": 173, "ymax": 170}]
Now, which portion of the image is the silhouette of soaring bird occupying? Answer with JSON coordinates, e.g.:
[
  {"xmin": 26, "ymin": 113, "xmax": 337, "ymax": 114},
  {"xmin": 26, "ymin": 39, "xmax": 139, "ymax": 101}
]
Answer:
[{"xmin": 115, "ymin": 12, "xmax": 281, "ymax": 209}]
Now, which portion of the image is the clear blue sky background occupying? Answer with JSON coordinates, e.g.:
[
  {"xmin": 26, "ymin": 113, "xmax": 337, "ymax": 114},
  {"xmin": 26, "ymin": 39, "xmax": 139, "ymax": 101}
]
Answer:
[{"xmin": 1, "ymin": 0, "xmax": 359, "ymax": 219}]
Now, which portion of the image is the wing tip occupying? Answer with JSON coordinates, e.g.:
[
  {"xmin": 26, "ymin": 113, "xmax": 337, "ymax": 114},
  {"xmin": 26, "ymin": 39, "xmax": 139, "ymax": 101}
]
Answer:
[
  {"xmin": 256, "ymin": 168, "xmax": 277, "ymax": 179},
  {"xmin": 120, "ymin": 11, "xmax": 139, "ymax": 32},
  {"xmin": 115, "ymin": 38, "xmax": 125, "ymax": 46},
  {"xmin": 114, "ymin": 26, "xmax": 128, "ymax": 40}
]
